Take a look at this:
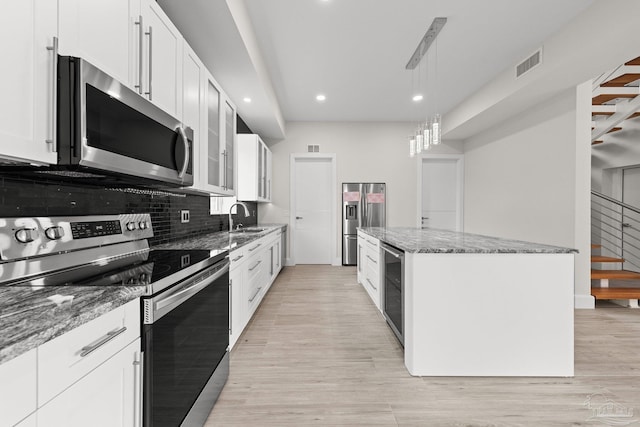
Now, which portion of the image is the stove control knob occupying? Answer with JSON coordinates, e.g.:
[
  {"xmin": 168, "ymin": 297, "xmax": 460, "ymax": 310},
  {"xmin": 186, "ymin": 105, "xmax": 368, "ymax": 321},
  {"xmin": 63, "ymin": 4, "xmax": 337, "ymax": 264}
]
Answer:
[
  {"xmin": 138, "ymin": 221, "xmax": 148, "ymax": 230},
  {"xmin": 126, "ymin": 222, "xmax": 137, "ymax": 231},
  {"xmin": 15, "ymin": 228, "xmax": 38, "ymax": 243},
  {"xmin": 45, "ymin": 226, "xmax": 65, "ymax": 240}
]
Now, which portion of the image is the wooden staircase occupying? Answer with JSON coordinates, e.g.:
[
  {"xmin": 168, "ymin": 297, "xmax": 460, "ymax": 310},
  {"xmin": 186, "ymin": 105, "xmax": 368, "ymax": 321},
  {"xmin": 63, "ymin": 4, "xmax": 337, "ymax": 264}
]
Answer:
[
  {"xmin": 591, "ymin": 244, "xmax": 640, "ymax": 307},
  {"xmin": 591, "ymin": 56, "xmax": 640, "ymax": 145}
]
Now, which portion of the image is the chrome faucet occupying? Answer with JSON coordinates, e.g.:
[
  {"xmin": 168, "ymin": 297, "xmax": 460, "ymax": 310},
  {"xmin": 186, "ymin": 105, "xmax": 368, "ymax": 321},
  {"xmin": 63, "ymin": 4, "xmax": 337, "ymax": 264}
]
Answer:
[{"xmin": 229, "ymin": 202, "xmax": 250, "ymax": 232}]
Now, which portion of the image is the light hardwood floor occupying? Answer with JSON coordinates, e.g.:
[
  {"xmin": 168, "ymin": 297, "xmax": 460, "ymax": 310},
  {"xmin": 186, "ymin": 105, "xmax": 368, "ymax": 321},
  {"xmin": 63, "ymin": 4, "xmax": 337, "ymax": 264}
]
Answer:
[{"xmin": 206, "ymin": 265, "xmax": 640, "ymax": 426}]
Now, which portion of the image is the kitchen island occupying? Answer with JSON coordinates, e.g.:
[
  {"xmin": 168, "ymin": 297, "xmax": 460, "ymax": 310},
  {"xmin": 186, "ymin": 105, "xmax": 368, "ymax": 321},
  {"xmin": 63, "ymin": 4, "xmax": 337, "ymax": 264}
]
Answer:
[{"xmin": 359, "ymin": 227, "xmax": 577, "ymax": 377}]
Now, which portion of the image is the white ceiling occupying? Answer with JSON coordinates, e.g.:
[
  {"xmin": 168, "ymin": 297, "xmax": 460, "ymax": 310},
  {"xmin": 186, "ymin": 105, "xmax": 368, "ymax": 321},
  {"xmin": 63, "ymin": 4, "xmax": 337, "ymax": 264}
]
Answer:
[{"xmin": 159, "ymin": 0, "xmax": 595, "ymax": 140}]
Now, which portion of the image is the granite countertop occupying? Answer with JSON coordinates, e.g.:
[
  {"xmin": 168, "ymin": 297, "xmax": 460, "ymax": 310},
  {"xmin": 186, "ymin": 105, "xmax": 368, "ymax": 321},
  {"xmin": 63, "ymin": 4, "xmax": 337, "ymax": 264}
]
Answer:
[
  {"xmin": 154, "ymin": 224, "xmax": 287, "ymax": 252},
  {"xmin": 0, "ymin": 285, "xmax": 146, "ymax": 365},
  {"xmin": 359, "ymin": 227, "xmax": 577, "ymax": 254},
  {"xmin": 0, "ymin": 224, "xmax": 287, "ymax": 366}
]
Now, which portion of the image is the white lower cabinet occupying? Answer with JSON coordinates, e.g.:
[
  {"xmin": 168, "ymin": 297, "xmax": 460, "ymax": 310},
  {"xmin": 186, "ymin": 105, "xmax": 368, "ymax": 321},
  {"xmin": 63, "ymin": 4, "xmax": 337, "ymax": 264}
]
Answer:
[
  {"xmin": 357, "ymin": 233, "xmax": 382, "ymax": 311},
  {"xmin": 229, "ymin": 230, "xmax": 284, "ymax": 350},
  {"xmin": 37, "ymin": 339, "xmax": 141, "ymax": 427},
  {"xmin": 0, "ymin": 299, "xmax": 142, "ymax": 427},
  {"xmin": 0, "ymin": 348, "xmax": 37, "ymax": 427},
  {"xmin": 229, "ymin": 247, "xmax": 247, "ymax": 349}
]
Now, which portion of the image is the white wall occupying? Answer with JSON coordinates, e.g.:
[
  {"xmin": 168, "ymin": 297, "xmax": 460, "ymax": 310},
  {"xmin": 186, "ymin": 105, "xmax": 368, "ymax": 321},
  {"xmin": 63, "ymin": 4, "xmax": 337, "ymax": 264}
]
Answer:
[
  {"xmin": 260, "ymin": 121, "xmax": 462, "ymax": 263},
  {"xmin": 464, "ymin": 90, "xmax": 577, "ymax": 245},
  {"xmin": 463, "ymin": 87, "xmax": 593, "ymax": 308}
]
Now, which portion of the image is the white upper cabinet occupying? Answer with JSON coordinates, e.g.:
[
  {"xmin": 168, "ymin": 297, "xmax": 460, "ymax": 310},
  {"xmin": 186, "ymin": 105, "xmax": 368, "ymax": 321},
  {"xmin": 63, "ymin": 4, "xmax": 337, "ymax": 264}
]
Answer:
[
  {"xmin": 58, "ymin": 0, "xmax": 182, "ymax": 118},
  {"xmin": 237, "ymin": 134, "xmax": 272, "ymax": 202},
  {"xmin": 182, "ymin": 43, "xmax": 206, "ymax": 193},
  {"xmin": 58, "ymin": 0, "xmax": 136, "ymax": 87},
  {"xmin": 200, "ymin": 72, "xmax": 236, "ymax": 195},
  {"xmin": 137, "ymin": 0, "xmax": 183, "ymax": 118},
  {"xmin": 0, "ymin": 0, "xmax": 58, "ymax": 164}
]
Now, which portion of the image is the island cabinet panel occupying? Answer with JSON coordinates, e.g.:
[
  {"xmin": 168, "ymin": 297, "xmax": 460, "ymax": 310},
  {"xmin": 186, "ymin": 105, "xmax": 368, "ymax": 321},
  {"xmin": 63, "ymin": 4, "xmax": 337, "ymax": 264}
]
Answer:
[{"xmin": 403, "ymin": 252, "xmax": 574, "ymax": 377}]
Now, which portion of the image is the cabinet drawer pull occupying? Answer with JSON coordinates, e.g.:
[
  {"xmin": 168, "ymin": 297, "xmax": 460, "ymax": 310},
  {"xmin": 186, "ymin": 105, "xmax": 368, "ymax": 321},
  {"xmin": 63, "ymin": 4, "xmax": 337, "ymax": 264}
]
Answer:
[
  {"xmin": 366, "ymin": 255, "xmax": 377, "ymax": 264},
  {"xmin": 79, "ymin": 326, "xmax": 127, "ymax": 358},
  {"xmin": 248, "ymin": 286, "xmax": 262, "ymax": 302},
  {"xmin": 366, "ymin": 278, "xmax": 377, "ymax": 291},
  {"xmin": 249, "ymin": 260, "xmax": 262, "ymax": 271},
  {"xmin": 248, "ymin": 243, "xmax": 262, "ymax": 252},
  {"xmin": 232, "ymin": 254, "xmax": 244, "ymax": 262}
]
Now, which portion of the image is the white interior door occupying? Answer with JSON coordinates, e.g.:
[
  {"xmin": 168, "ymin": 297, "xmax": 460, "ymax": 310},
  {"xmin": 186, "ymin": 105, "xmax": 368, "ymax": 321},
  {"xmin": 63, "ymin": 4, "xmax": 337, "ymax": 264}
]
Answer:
[
  {"xmin": 420, "ymin": 156, "xmax": 463, "ymax": 231},
  {"xmin": 292, "ymin": 157, "xmax": 334, "ymax": 264}
]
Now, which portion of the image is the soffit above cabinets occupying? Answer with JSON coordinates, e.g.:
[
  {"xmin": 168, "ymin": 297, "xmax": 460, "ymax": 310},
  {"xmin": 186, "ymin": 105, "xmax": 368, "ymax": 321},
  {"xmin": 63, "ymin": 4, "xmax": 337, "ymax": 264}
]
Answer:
[{"xmin": 159, "ymin": 0, "xmax": 596, "ymax": 141}]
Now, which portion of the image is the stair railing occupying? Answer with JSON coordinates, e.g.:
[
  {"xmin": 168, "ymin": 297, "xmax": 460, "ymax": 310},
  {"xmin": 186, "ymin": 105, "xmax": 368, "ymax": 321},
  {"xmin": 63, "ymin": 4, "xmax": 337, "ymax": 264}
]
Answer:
[{"xmin": 591, "ymin": 190, "xmax": 640, "ymax": 272}]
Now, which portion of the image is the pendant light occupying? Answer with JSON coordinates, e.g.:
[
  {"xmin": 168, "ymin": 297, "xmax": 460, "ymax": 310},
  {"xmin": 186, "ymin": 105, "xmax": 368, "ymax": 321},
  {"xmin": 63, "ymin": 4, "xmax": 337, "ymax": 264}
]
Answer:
[
  {"xmin": 405, "ymin": 17, "xmax": 447, "ymax": 155},
  {"xmin": 431, "ymin": 37, "xmax": 442, "ymax": 145}
]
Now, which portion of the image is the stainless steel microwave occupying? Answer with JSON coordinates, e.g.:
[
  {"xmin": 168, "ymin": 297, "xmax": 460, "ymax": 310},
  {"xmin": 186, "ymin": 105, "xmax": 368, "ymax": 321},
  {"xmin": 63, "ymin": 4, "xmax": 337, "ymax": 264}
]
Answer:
[
  {"xmin": 56, "ymin": 56, "xmax": 193, "ymax": 187},
  {"xmin": 3, "ymin": 56, "xmax": 193, "ymax": 188}
]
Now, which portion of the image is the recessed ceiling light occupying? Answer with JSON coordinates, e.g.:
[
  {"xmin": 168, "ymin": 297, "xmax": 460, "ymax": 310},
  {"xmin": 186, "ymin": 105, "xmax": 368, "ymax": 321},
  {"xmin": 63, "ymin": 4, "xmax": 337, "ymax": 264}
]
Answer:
[
  {"xmin": 316, "ymin": 94, "xmax": 326, "ymax": 102},
  {"xmin": 243, "ymin": 97, "xmax": 252, "ymax": 103},
  {"xmin": 412, "ymin": 94, "xmax": 423, "ymax": 102}
]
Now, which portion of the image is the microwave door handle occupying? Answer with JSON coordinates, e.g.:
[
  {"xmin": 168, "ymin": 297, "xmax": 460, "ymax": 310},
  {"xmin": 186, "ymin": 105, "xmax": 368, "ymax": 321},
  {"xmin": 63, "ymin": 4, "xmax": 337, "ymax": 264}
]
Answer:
[{"xmin": 177, "ymin": 126, "xmax": 190, "ymax": 179}]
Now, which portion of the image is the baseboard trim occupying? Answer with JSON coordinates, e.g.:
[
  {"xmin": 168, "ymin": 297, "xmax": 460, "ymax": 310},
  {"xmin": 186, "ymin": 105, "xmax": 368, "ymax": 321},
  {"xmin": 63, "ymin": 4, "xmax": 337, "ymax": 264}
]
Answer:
[{"xmin": 575, "ymin": 293, "xmax": 595, "ymax": 309}]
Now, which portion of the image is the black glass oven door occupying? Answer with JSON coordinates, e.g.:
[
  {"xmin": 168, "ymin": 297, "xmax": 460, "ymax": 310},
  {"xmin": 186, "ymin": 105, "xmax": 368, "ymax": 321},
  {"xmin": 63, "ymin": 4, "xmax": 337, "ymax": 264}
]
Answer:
[{"xmin": 142, "ymin": 261, "xmax": 229, "ymax": 427}]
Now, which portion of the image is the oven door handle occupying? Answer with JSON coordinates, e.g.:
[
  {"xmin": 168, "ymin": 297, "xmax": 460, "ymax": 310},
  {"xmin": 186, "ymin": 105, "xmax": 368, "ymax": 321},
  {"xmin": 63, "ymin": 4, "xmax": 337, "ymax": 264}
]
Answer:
[{"xmin": 146, "ymin": 260, "xmax": 229, "ymax": 323}]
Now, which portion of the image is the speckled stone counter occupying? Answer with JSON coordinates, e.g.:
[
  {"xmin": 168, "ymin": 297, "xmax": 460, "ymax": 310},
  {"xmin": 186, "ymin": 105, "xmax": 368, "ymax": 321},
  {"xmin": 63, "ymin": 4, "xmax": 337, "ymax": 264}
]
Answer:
[
  {"xmin": 154, "ymin": 224, "xmax": 287, "ymax": 252},
  {"xmin": 0, "ymin": 285, "xmax": 145, "ymax": 365},
  {"xmin": 0, "ymin": 224, "xmax": 286, "ymax": 366},
  {"xmin": 359, "ymin": 227, "xmax": 577, "ymax": 254}
]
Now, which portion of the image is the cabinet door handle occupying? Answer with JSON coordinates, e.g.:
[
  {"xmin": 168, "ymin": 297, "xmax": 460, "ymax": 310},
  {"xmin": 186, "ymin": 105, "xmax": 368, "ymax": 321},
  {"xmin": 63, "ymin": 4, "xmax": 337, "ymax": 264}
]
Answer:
[
  {"xmin": 248, "ymin": 286, "xmax": 262, "ymax": 303},
  {"xmin": 249, "ymin": 243, "xmax": 262, "ymax": 252},
  {"xmin": 144, "ymin": 25, "xmax": 153, "ymax": 100},
  {"xmin": 366, "ymin": 255, "xmax": 377, "ymax": 264},
  {"xmin": 134, "ymin": 15, "xmax": 143, "ymax": 94},
  {"xmin": 229, "ymin": 279, "xmax": 232, "ymax": 335},
  {"xmin": 222, "ymin": 150, "xmax": 228, "ymax": 190},
  {"xmin": 232, "ymin": 254, "xmax": 244, "ymax": 262},
  {"xmin": 249, "ymin": 260, "xmax": 262, "ymax": 272},
  {"xmin": 366, "ymin": 278, "xmax": 377, "ymax": 290},
  {"xmin": 79, "ymin": 326, "xmax": 127, "ymax": 357},
  {"xmin": 45, "ymin": 36, "xmax": 58, "ymax": 151}
]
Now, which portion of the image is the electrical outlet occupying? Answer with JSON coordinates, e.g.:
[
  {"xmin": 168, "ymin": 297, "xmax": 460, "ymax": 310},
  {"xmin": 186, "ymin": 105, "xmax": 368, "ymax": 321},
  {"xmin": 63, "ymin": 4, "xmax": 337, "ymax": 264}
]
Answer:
[{"xmin": 180, "ymin": 210, "xmax": 190, "ymax": 223}]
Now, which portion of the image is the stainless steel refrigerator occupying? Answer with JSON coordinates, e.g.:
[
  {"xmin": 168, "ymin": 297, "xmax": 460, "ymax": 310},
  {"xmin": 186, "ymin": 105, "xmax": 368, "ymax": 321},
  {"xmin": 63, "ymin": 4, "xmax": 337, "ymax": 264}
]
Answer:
[{"xmin": 342, "ymin": 182, "xmax": 386, "ymax": 265}]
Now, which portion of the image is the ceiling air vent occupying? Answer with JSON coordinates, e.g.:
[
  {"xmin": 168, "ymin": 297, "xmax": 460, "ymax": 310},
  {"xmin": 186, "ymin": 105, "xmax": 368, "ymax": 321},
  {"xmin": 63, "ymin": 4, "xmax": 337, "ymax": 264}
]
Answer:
[
  {"xmin": 307, "ymin": 145, "xmax": 320, "ymax": 153},
  {"xmin": 516, "ymin": 48, "xmax": 542, "ymax": 78}
]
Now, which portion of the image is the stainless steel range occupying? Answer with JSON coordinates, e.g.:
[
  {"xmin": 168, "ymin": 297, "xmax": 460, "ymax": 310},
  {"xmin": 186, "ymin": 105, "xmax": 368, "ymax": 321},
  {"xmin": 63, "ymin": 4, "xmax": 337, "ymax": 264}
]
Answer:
[{"xmin": 0, "ymin": 213, "xmax": 230, "ymax": 427}]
